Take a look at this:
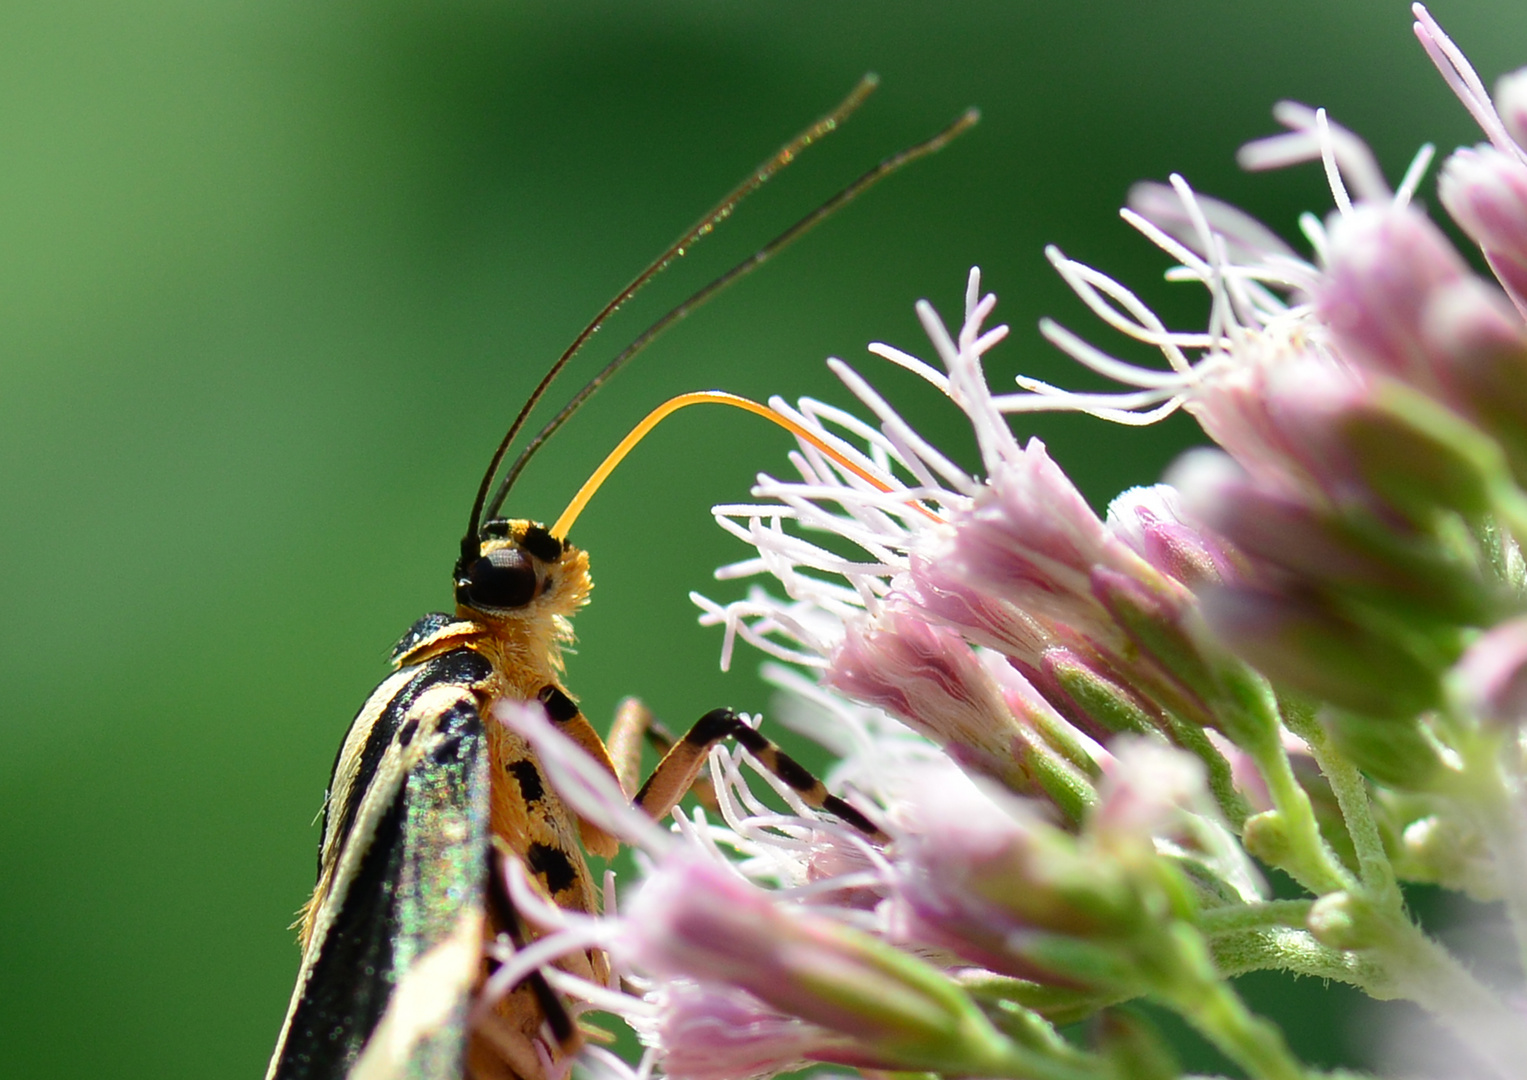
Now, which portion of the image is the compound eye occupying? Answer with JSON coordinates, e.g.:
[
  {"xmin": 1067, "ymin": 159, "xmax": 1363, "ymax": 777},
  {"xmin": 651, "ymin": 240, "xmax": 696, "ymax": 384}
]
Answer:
[{"xmin": 464, "ymin": 548, "xmax": 537, "ymax": 610}]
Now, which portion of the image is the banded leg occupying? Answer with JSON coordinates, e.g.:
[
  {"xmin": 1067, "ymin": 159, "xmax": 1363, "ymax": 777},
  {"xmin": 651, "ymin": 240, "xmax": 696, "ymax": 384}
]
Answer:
[
  {"xmin": 633, "ymin": 707, "xmax": 885, "ymax": 840},
  {"xmin": 533, "ymin": 684, "xmax": 622, "ymax": 859},
  {"xmin": 606, "ymin": 697, "xmax": 719, "ymax": 811}
]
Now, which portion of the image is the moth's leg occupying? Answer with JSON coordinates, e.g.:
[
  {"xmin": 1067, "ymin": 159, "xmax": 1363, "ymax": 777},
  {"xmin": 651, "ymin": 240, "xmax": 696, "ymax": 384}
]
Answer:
[
  {"xmin": 534, "ymin": 684, "xmax": 621, "ymax": 858},
  {"xmin": 607, "ymin": 697, "xmax": 719, "ymax": 811},
  {"xmin": 634, "ymin": 707, "xmax": 885, "ymax": 840},
  {"xmin": 535, "ymin": 685, "xmax": 621, "ymax": 785},
  {"xmin": 605, "ymin": 697, "xmax": 652, "ymax": 798}
]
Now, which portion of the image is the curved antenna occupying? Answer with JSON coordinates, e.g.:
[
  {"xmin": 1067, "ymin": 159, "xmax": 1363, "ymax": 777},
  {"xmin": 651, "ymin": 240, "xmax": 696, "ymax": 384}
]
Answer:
[
  {"xmin": 551, "ymin": 390, "xmax": 945, "ymax": 539},
  {"xmin": 461, "ymin": 74, "xmax": 881, "ymax": 563},
  {"xmin": 488, "ymin": 106, "xmax": 981, "ymax": 520}
]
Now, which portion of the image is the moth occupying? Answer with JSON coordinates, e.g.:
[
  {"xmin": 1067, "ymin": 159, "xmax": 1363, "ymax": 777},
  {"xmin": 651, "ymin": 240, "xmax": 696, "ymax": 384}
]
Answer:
[{"xmin": 265, "ymin": 78, "xmax": 976, "ymax": 1080}]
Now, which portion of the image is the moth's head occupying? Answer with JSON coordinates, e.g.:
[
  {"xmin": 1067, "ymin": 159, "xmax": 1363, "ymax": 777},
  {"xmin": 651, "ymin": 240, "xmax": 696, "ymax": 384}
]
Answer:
[{"xmin": 453, "ymin": 519, "xmax": 589, "ymax": 623}]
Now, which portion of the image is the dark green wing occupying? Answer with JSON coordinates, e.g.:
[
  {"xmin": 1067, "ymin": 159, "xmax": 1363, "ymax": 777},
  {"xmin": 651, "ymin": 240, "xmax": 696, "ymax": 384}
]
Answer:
[{"xmin": 268, "ymin": 647, "xmax": 492, "ymax": 1080}]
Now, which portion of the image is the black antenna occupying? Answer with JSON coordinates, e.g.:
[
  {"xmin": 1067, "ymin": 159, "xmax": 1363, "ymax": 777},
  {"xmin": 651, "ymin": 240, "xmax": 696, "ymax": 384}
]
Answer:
[
  {"xmin": 460, "ymin": 74, "xmax": 881, "ymax": 565},
  {"xmin": 487, "ymin": 105, "xmax": 981, "ymax": 519}
]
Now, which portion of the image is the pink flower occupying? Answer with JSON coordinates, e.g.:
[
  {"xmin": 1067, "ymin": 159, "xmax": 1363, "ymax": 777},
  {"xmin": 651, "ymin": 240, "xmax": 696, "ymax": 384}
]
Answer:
[
  {"xmin": 1106, "ymin": 484, "xmax": 1242, "ymax": 589},
  {"xmin": 1195, "ymin": 585, "xmax": 1443, "ymax": 720},
  {"xmin": 641, "ymin": 982, "xmax": 852, "ymax": 1080},
  {"xmin": 1453, "ymin": 615, "xmax": 1527, "ymax": 726},
  {"xmin": 1170, "ymin": 445, "xmax": 1499, "ymax": 629},
  {"xmin": 899, "ymin": 553, "xmax": 1055, "ymax": 664},
  {"xmin": 1439, "ymin": 145, "xmax": 1527, "ymax": 311},
  {"xmin": 1316, "ymin": 203, "xmax": 1469, "ymax": 392},
  {"xmin": 888, "ymin": 773, "xmax": 1163, "ymax": 990},
  {"xmin": 621, "ymin": 854, "xmax": 1011, "ymax": 1072},
  {"xmin": 945, "ymin": 439, "xmax": 1189, "ymax": 642},
  {"xmin": 825, "ymin": 608, "xmax": 1032, "ymax": 795},
  {"xmin": 1498, "ymin": 68, "xmax": 1527, "ymax": 149}
]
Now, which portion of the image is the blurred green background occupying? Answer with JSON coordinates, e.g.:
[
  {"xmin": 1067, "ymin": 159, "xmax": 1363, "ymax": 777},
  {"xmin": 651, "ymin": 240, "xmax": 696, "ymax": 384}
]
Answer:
[{"xmin": 1, "ymin": 1, "xmax": 1522, "ymax": 1076}]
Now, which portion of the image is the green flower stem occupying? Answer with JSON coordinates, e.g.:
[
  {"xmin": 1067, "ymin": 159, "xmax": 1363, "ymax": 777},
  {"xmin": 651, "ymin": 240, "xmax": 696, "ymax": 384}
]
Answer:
[
  {"xmin": 872, "ymin": 963, "xmax": 1112, "ymax": 1080},
  {"xmin": 1445, "ymin": 729, "xmax": 1527, "ymax": 983},
  {"xmin": 963, "ymin": 1037, "xmax": 1110, "ymax": 1080},
  {"xmin": 1198, "ymin": 899, "xmax": 1313, "ymax": 935},
  {"xmin": 1212, "ymin": 899, "xmax": 1516, "ymax": 1074},
  {"xmin": 1242, "ymin": 715, "xmax": 1354, "ymax": 896},
  {"xmin": 956, "ymin": 972, "xmax": 1125, "ymax": 1027},
  {"xmin": 1210, "ymin": 927, "xmax": 1387, "ymax": 987},
  {"xmin": 988, "ymin": 1003, "xmax": 1098, "ymax": 1064},
  {"xmin": 1212, "ymin": 670, "xmax": 1352, "ymax": 896},
  {"xmin": 1171, "ymin": 980, "xmax": 1307, "ymax": 1080},
  {"xmin": 864, "ymin": 999, "xmax": 1107, "ymax": 1080},
  {"xmin": 1375, "ymin": 914, "xmax": 1523, "ymax": 1080},
  {"xmin": 1153, "ymin": 927, "xmax": 1310, "ymax": 1080},
  {"xmin": 1164, "ymin": 712, "xmax": 1252, "ymax": 828},
  {"xmin": 1281, "ymin": 705, "xmax": 1397, "ymax": 904}
]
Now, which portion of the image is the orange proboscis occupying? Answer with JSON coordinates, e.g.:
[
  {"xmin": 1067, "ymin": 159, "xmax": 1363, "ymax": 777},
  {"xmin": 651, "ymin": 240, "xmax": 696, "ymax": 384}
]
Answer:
[{"xmin": 551, "ymin": 390, "xmax": 944, "ymax": 539}]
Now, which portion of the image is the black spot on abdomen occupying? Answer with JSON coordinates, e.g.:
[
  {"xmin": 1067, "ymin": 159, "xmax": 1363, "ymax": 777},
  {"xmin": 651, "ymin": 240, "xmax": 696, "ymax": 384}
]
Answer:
[
  {"xmin": 505, "ymin": 760, "xmax": 545, "ymax": 803},
  {"xmin": 525, "ymin": 842, "xmax": 578, "ymax": 896},
  {"xmin": 537, "ymin": 685, "xmax": 580, "ymax": 723}
]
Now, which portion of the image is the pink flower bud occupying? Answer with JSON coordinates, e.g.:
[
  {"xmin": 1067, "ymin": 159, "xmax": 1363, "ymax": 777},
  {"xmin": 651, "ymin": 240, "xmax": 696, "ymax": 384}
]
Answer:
[
  {"xmin": 1184, "ymin": 341, "xmax": 1314, "ymax": 493},
  {"xmin": 1234, "ymin": 359, "xmax": 1375, "ymax": 509},
  {"xmin": 644, "ymin": 982, "xmax": 863, "ymax": 1080},
  {"xmin": 1453, "ymin": 615, "xmax": 1527, "ymax": 726},
  {"xmin": 1440, "ymin": 146, "xmax": 1527, "ymax": 259},
  {"xmin": 1497, "ymin": 68, "xmax": 1527, "ymax": 150},
  {"xmin": 1027, "ymin": 643, "xmax": 1165, "ymax": 744},
  {"xmin": 1173, "ymin": 445, "xmax": 1499, "ymax": 629},
  {"xmin": 826, "ymin": 609, "xmax": 1032, "ymax": 794},
  {"xmin": 1439, "ymin": 144, "xmax": 1527, "ymax": 310},
  {"xmin": 890, "ymin": 780, "xmax": 1150, "ymax": 989},
  {"xmin": 1247, "ymin": 359, "xmax": 1510, "ymax": 529},
  {"xmin": 946, "ymin": 438, "xmax": 1179, "ymax": 640},
  {"xmin": 1092, "ymin": 739, "xmax": 1264, "ymax": 901},
  {"xmin": 1198, "ymin": 586, "xmax": 1444, "ymax": 720},
  {"xmin": 1090, "ymin": 566, "xmax": 1218, "ymax": 708},
  {"xmin": 1417, "ymin": 277, "xmax": 1527, "ymax": 485},
  {"xmin": 1106, "ymin": 484, "xmax": 1241, "ymax": 589},
  {"xmin": 1422, "ymin": 276, "xmax": 1527, "ymax": 363},
  {"xmin": 1092, "ymin": 739, "xmax": 1211, "ymax": 843},
  {"xmin": 624, "ymin": 856, "xmax": 1010, "ymax": 1071},
  {"xmin": 900, "ymin": 554, "xmax": 1053, "ymax": 666},
  {"xmin": 1317, "ymin": 203, "xmax": 1470, "ymax": 391}
]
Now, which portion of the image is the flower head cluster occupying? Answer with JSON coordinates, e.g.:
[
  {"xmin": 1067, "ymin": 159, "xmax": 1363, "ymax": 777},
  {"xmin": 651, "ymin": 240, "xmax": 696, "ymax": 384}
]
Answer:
[{"xmin": 482, "ymin": 8, "xmax": 1527, "ymax": 1080}]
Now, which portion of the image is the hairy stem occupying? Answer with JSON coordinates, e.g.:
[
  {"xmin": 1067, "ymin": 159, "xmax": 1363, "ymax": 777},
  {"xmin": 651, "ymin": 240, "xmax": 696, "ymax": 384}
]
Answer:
[
  {"xmin": 1283, "ymin": 704, "xmax": 1397, "ymax": 904},
  {"xmin": 1452, "ymin": 731, "xmax": 1527, "ymax": 987},
  {"xmin": 1157, "ymin": 926, "xmax": 1311, "ymax": 1080},
  {"xmin": 1199, "ymin": 900, "xmax": 1314, "ymax": 936},
  {"xmin": 1379, "ymin": 916, "xmax": 1525, "ymax": 1078},
  {"xmin": 1248, "ymin": 727, "xmax": 1355, "ymax": 895},
  {"xmin": 1210, "ymin": 927, "xmax": 1386, "ymax": 986}
]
